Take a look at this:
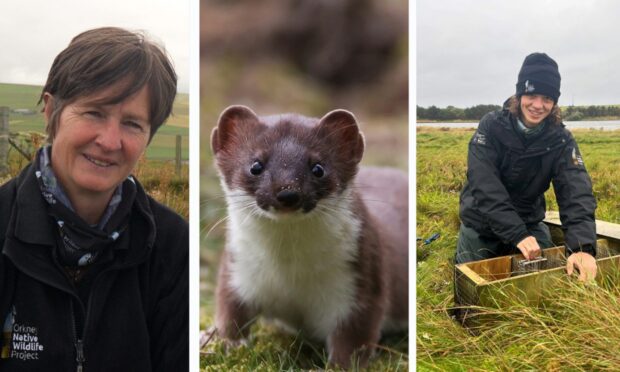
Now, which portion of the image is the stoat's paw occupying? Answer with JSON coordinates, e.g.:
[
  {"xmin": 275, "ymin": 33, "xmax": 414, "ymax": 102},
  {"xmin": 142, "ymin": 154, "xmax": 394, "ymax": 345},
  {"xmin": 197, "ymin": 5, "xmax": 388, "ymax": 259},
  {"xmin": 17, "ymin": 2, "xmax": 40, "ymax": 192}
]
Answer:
[
  {"xmin": 223, "ymin": 337, "xmax": 250, "ymax": 351},
  {"xmin": 200, "ymin": 325, "xmax": 250, "ymax": 353},
  {"xmin": 199, "ymin": 326, "xmax": 217, "ymax": 349}
]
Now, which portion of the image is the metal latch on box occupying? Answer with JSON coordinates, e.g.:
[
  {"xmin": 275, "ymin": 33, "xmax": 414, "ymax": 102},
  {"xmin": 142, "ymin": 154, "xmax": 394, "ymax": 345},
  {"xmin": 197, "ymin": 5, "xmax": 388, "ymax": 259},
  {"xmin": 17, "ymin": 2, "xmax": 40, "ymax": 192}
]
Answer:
[{"xmin": 516, "ymin": 256, "xmax": 548, "ymax": 274}]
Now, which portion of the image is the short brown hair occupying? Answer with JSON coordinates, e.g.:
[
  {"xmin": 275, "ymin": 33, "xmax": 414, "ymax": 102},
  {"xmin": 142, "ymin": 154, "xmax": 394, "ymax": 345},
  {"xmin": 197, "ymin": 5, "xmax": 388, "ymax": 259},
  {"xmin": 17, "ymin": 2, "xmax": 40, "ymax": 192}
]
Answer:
[
  {"xmin": 40, "ymin": 27, "xmax": 177, "ymax": 142},
  {"xmin": 507, "ymin": 95, "xmax": 562, "ymax": 126}
]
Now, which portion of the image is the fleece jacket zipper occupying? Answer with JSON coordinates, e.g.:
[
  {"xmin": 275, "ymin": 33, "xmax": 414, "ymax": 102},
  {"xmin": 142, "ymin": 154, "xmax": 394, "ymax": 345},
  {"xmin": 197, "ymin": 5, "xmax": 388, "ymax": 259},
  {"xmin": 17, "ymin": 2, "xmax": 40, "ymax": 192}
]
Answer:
[
  {"xmin": 66, "ymin": 262, "xmax": 131, "ymax": 372},
  {"xmin": 70, "ymin": 300, "xmax": 86, "ymax": 372}
]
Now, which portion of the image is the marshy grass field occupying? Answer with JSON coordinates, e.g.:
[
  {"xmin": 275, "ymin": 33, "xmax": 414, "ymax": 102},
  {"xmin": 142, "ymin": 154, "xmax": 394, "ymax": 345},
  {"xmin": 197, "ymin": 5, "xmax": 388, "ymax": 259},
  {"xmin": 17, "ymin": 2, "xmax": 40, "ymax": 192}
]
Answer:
[{"xmin": 417, "ymin": 127, "xmax": 620, "ymax": 371}]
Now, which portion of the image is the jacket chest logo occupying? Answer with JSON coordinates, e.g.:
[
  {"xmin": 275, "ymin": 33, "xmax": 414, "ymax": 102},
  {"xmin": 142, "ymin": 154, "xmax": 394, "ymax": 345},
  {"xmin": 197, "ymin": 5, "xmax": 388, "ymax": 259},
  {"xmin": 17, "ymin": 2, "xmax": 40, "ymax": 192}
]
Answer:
[
  {"xmin": 473, "ymin": 132, "xmax": 487, "ymax": 145},
  {"xmin": 572, "ymin": 147, "xmax": 584, "ymax": 166},
  {"xmin": 1, "ymin": 306, "xmax": 45, "ymax": 361}
]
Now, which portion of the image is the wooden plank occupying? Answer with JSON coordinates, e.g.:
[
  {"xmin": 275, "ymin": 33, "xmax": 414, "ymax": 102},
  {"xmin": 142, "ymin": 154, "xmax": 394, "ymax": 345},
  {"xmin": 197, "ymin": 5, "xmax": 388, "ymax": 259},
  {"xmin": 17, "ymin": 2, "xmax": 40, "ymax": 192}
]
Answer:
[
  {"xmin": 466, "ymin": 256, "xmax": 511, "ymax": 281},
  {"xmin": 545, "ymin": 210, "xmax": 620, "ymax": 240},
  {"xmin": 456, "ymin": 238, "xmax": 620, "ymax": 309},
  {"xmin": 454, "ymin": 269, "xmax": 482, "ymax": 307},
  {"xmin": 592, "ymin": 220, "xmax": 620, "ymax": 241},
  {"xmin": 455, "ymin": 264, "xmax": 487, "ymax": 285},
  {"xmin": 456, "ymin": 235, "xmax": 620, "ymax": 326},
  {"xmin": 476, "ymin": 253, "xmax": 620, "ymax": 309},
  {"xmin": 478, "ymin": 266, "xmax": 566, "ymax": 308}
]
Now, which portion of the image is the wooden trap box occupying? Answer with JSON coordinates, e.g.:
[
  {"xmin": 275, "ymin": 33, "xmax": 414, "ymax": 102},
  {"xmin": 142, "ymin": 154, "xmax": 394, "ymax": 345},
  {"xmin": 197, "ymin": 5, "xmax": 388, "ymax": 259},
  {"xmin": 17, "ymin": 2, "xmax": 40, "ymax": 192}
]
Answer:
[{"xmin": 455, "ymin": 212, "xmax": 620, "ymax": 308}]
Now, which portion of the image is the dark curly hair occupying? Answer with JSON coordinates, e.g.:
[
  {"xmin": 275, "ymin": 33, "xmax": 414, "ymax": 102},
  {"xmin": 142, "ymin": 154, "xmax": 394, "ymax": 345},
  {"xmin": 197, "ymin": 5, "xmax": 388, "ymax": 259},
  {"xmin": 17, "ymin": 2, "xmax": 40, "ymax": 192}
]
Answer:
[{"xmin": 507, "ymin": 95, "xmax": 562, "ymax": 126}]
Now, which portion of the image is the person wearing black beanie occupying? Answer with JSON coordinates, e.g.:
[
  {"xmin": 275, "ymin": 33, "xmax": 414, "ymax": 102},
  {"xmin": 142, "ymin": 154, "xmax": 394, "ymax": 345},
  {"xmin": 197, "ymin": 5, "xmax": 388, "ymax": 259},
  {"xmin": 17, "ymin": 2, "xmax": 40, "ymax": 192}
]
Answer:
[
  {"xmin": 455, "ymin": 52, "xmax": 598, "ymax": 285},
  {"xmin": 516, "ymin": 52, "xmax": 561, "ymax": 103}
]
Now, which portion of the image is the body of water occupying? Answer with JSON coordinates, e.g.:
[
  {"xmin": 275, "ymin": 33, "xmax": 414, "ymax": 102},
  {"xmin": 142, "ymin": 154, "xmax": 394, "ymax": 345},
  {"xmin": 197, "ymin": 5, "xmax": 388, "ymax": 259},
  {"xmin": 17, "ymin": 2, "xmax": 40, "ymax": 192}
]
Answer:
[{"xmin": 417, "ymin": 120, "xmax": 620, "ymax": 131}]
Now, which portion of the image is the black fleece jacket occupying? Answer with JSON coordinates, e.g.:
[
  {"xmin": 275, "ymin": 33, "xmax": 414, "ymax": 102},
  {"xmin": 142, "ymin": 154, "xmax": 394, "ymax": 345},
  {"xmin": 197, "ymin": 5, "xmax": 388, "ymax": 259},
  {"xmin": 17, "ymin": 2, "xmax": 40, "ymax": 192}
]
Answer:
[
  {"xmin": 459, "ymin": 107, "xmax": 597, "ymax": 256},
  {"xmin": 0, "ymin": 163, "xmax": 188, "ymax": 371}
]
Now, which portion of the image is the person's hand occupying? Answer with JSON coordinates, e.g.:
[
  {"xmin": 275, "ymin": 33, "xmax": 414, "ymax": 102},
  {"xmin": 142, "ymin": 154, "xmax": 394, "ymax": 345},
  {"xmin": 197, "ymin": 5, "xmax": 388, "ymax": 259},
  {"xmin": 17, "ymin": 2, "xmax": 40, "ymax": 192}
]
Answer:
[
  {"xmin": 516, "ymin": 236, "xmax": 542, "ymax": 260},
  {"xmin": 566, "ymin": 252, "xmax": 597, "ymax": 281}
]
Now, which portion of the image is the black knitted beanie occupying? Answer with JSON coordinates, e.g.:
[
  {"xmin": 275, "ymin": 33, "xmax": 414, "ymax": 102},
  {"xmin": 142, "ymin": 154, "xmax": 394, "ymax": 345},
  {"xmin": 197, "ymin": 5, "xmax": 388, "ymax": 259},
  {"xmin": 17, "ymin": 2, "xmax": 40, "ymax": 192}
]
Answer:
[{"xmin": 516, "ymin": 52, "xmax": 561, "ymax": 103}]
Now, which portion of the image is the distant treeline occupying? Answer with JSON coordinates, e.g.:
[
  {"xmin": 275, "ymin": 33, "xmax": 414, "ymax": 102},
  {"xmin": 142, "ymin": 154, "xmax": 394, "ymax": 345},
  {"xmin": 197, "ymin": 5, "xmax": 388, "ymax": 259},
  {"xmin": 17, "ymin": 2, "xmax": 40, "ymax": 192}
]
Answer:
[
  {"xmin": 563, "ymin": 105, "xmax": 620, "ymax": 121},
  {"xmin": 416, "ymin": 105, "xmax": 501, "ymax": 121},
  {"xmin": 417, "ymin": 104, "xmax": 620, "ymax": 122}
]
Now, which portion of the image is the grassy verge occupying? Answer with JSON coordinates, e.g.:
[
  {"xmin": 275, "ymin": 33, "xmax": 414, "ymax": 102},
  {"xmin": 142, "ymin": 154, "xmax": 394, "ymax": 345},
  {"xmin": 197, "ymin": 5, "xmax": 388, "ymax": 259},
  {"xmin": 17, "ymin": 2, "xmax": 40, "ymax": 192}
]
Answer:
[{"xmin": 417, "ymin": 127, "xmax": 620, "ymax": 371}]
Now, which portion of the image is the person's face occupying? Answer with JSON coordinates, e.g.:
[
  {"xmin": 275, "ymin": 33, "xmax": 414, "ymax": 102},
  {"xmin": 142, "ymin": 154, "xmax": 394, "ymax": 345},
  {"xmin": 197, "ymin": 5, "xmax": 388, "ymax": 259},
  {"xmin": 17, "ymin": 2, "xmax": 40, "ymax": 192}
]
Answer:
[
  {"xmin": 520, "ymin": 94, "xmax": 554, "ymax": 127},
  {"xmin": 44, "ymin": 83, "xmax": 151, "ymax": 200}
]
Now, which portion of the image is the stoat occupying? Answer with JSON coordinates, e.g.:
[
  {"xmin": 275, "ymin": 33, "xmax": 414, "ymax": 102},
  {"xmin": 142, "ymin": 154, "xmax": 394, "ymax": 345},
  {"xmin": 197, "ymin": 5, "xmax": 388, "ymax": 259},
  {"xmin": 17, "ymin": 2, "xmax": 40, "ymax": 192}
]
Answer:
[{"xmin": 211, "ymin": 105, "xmax": 408, "ymax": 369}]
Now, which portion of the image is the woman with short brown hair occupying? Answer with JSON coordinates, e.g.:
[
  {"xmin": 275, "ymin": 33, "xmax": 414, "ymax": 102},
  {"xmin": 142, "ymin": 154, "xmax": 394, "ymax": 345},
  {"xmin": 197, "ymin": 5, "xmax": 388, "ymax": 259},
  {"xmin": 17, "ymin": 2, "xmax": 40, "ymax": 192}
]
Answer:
[{"xmin": 0, "ymin": 27, "xmax": 188, "ymax": 371}]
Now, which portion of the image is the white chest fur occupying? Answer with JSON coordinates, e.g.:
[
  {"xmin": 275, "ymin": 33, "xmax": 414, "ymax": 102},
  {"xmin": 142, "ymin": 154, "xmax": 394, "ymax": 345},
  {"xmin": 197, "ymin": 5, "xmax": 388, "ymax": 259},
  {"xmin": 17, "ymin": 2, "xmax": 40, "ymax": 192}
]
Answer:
[{"xmin": 225, "ymin": 188, "xmax": 362, "ymax": 339}]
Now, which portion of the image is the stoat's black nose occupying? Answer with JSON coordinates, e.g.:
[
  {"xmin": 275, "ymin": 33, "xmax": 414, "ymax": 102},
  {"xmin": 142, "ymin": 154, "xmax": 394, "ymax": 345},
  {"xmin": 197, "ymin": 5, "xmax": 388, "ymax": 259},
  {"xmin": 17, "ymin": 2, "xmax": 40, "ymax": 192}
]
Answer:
[{"xmin": 276, "ymin": 190, "xmax": 301, "ymax": 208}]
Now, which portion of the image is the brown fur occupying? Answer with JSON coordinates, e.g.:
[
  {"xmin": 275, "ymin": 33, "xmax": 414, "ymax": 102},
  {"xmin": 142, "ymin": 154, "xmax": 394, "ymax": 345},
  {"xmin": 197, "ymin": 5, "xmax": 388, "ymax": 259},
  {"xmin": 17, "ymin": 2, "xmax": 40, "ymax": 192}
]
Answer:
[
  {"xmin": 214, "ymin": 249, "xmax": 255, "ymax": 340},
  {"xmin": 211, "ymin": 106, "xmax": 408, "ymax": 369}
]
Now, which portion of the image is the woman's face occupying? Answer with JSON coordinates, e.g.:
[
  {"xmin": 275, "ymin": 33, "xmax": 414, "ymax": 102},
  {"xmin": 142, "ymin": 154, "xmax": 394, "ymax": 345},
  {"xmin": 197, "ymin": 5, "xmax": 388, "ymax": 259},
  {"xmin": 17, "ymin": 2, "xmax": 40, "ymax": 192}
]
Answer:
[
  {"xmin": 520, "ymin": 94, "xmax": 554, "ymax": 127},
  {"xmin": 45, "ymin": 83, "xmax": 150, "ymax": 200}
]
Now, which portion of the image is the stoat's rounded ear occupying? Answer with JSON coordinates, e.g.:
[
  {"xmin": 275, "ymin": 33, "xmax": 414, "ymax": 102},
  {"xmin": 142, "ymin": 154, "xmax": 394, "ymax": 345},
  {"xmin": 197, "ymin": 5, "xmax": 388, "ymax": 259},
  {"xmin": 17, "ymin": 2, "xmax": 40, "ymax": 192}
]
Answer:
[
  {"xmin": 211, "ymin": 105, "xmax": 261, "ymax": 155},
  {"xmin": 317, "ymin": 109, "xmax": 365, "ymax": 164}
]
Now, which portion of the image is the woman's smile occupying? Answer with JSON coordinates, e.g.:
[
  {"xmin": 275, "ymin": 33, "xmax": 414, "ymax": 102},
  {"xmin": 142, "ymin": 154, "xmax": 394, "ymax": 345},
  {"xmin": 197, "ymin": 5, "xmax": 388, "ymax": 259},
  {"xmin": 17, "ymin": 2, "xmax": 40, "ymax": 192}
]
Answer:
[{"xmin": 83, "ymin": 153, "xmax": 116, "ymax": 167}]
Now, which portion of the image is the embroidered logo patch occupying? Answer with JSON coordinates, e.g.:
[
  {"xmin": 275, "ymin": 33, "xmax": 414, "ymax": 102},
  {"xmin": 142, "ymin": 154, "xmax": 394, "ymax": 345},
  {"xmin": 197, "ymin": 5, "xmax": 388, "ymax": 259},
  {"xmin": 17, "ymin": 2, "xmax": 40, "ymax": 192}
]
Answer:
[
  {"xmin": 572, "ymin": 147, "xmax": 584, "ymax": 166},
  {"xmin": 525, "ymin": 80, "xmax": 536, "ymax": 93},
  {"xmin": 1, "ymin": 306, "xmax": 45, "ymax": 361},
  {"xmin": 473, "ymin": 132, "xmax": 487, "ymax": 145}
]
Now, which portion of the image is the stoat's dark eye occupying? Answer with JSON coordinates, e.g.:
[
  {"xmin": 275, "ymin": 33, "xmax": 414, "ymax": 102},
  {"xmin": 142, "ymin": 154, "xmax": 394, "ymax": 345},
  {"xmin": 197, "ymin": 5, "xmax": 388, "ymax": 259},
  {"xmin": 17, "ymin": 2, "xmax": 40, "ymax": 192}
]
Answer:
[
  {"xmin": 250, "ymin": 161, "xmax": 264, "ymax": 175},
  {"xmin": 311, "ymin": 163, "xmax": 325, "ymax": 178}
]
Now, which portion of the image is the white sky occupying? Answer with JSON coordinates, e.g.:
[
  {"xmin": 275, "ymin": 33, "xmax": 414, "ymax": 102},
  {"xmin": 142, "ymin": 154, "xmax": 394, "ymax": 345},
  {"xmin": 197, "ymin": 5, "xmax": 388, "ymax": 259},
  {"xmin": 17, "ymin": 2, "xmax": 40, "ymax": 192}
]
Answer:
[
  {"xmin": 417, "ymin": 0, "xmax": 620, "ymax": 107},
  {"xmin": 1, "ymin": 0, "xmax": 189, "ymax": 92}
]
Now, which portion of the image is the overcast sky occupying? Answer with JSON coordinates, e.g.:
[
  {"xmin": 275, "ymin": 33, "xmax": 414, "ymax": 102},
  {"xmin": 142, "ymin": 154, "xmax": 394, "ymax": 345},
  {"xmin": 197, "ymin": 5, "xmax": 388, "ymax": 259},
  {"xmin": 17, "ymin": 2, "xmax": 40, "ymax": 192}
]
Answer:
[
  {"xmin": 417, "ymin": 0, "xmax": 620, "ymax": 108},
  {"xmin": 1, "ymin": 0, "xmax": 189, "ymax": 92}
]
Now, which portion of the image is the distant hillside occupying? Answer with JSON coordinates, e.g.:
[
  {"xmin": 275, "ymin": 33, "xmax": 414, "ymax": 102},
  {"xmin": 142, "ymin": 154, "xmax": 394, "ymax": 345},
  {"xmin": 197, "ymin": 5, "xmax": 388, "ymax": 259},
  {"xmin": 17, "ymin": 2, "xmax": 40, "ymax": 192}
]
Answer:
[
  {"xmin": 0, "ymin": 82, "xmax": 189, "ymax": 160},
  {"xmin": 0, "ymin": 83, "xmax": 41, "ymax": 110}
]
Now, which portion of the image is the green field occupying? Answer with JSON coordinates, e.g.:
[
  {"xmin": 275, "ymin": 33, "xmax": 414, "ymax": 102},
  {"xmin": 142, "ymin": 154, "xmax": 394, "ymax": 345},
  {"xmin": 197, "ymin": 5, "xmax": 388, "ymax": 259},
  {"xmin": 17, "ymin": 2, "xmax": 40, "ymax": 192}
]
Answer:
[
  {"xmin": 417, "ymin": 127, "xmax": 620, "ymax": 371},
  {"xmin": 0, "ymin": 82, "xmax": 189, "ymax": 160}
]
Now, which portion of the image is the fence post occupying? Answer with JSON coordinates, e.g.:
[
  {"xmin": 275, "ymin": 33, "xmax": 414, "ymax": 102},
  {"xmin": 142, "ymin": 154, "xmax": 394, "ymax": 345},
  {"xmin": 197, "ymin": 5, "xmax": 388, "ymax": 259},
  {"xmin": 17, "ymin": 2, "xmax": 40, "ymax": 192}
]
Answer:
[
  {"xmin": 175, "ymin": 134, "xmax": 182, "ymax": 176},
  {"xmin": 0, "ymin": 107, "xmax": 9, "ymax": 177}
]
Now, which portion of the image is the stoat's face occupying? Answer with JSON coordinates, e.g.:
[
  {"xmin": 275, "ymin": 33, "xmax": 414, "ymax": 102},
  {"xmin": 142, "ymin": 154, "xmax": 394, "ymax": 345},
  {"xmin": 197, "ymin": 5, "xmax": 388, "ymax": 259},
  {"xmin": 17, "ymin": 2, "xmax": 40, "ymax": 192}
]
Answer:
[{"xmin": 211, "ymin": 106, "xmax": 364, "ymax": 218}]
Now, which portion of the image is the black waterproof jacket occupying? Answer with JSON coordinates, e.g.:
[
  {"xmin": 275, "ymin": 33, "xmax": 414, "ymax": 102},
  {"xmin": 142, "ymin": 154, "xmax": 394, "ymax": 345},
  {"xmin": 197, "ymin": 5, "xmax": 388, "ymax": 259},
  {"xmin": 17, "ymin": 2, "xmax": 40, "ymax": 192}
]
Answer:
[
  {"xmin": 0, "ymin": 163, "xmax": 189, "ymax": 371},
  {"xmin": 459, "ymin": 107, "xmax": 597, "ymax": 255}
]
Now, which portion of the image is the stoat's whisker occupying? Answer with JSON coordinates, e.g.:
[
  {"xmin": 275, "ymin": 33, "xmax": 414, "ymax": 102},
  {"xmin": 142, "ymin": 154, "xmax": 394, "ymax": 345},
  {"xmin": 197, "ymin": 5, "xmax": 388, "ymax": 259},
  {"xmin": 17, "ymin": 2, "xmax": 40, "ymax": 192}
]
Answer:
[
  {"xmin": 316, "ymin": 203, "xmax": 353, "ymax": 215},
  {"xmin": 323, "ymin": 192, "xmax": 398, "ymax": 207},
  {"xmin": 239, "ymin": 204, "xmax": 260, "ymax": 227},
  {"xmin": 204, "ymin": 215, "xmax": 230, "ymax": 237}
]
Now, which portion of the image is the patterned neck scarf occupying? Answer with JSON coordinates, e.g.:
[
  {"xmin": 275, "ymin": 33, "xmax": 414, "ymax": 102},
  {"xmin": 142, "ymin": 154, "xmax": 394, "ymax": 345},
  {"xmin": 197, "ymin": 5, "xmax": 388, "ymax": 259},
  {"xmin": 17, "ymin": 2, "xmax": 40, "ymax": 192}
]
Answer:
[{"xmin": 35, "ymin": 146, "xmax": 136, "ymax": 267}]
